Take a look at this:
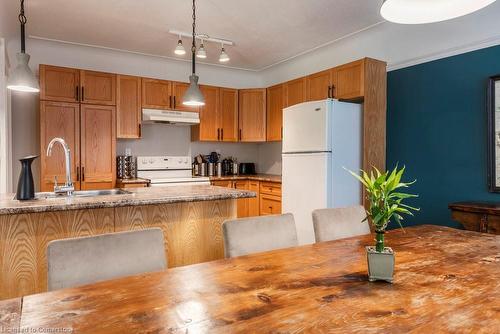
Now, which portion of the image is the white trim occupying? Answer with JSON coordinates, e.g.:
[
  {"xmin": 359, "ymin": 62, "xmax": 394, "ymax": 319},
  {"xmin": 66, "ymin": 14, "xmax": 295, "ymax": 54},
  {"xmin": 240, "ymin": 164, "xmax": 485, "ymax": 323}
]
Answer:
[
  {"xmin": 0, "ymin": 38, "xmax": 12, "ymax": 193},
  {"xmin": 387, "ymin": 34, "xmax": 500, "ymax": 71}
]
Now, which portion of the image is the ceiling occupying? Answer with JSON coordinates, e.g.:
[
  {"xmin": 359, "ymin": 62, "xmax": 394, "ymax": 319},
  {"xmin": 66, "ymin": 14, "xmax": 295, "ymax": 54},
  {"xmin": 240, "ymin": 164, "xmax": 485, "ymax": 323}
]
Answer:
[{"xmin": 24, "ymin": 0, "xmax": 384, "ymax": 71}]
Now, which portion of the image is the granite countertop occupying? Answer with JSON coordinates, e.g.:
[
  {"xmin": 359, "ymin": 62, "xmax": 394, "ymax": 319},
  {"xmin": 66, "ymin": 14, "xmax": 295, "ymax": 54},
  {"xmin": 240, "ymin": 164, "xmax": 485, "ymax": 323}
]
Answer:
[
  {"xmin": 210, "ymin": 174, "xmax": 282, "ymax": 183},
  {"xmin": 0, "ymin": 185, "xmax": 255, "ymax": 215}
]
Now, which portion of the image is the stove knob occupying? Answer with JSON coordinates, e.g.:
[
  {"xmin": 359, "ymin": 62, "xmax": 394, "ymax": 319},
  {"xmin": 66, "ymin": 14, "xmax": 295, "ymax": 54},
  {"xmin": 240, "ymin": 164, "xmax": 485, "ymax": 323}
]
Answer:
[
  {"xmin": 149, "ymin": 159, "xmax": 154, "ymax": 164},
  {"xmin": 142, "ymin": 158, "xmax": 148, "ymax": 164}
]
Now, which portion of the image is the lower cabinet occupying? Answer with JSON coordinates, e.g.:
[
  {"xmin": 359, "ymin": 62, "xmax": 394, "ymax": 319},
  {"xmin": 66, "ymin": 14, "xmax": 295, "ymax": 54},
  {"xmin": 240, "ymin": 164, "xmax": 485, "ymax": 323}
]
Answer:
[{"xmin": 211, "ymin": 179, "xmax": 281, "ymax": 218}]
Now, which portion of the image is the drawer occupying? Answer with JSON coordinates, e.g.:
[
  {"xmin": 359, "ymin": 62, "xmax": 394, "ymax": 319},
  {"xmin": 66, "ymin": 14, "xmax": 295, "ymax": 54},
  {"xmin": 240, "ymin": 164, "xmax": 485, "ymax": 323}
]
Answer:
[
  {"xmin": 260, "ymin": 194, "xmax": 281, "ymax": 216},
  {"xmin": 211, "ymin": 180, "xmax": 233, "ymax": 188},
  {"xmin": 260, "ymin": 181, "xmax": 281, "ymax": 196}
]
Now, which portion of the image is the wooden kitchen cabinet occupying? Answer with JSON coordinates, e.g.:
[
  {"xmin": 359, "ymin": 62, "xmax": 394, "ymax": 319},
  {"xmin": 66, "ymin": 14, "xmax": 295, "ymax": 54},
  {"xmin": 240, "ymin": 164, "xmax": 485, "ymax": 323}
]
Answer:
[
  {"xmin": 172, "ymin": 81, "xmax": 199, "ymax": 112},
  {"xmin": 333, "ymin": 59, "xmax": 364, "ymax": 100},
  {"xmin": 142, "ymin": 78, "xmax": 172, "ymax": 109},
  {"xmin": 80, "ymin": 70, "xmax": 116, "ymax": 105},
  {"xmin": 80, "ymin": 104, "xmax": 116, "ymax": 190},
  {"xmin": 40, "ymin": 65, "xmax": 80, "ymax": 103},
  {"xmin": 211, "ymin": 180, "xmax": 233, "ymax": 188},
  {"xmin": 266, "ymin": 84, "xmax": 283, "ymax": 141},
  {"xmin": 192, "ymin": 85, "xmax": 219, "ymax": 141},
  {"xmin": 306, "ymin": 69, "xmax": 333, "ymax": 101},
  {"xmin": 234, "ymin": 180, "xmax": 249, "ymax": 218},
  {"xmin": 39, "ymin": 101, "xmax": 81, "ymax": 192},
  {"xmin": 116, "ymin": 75, "xmax": 142, "ymax": 139},
  {"xmin": 260, "ymin": 194, "xmax": 282, "ymax": 216},
  {"xmin": 238, "ymin": 89, "xmax": 266, "ymax": 142},
  {"xmin": 248, "ymin": 180, "xmax": 260, "ymax": 217},
  {"xmin": 219, "ymin": 88, "xmax": 239, "ymax": 142},
  {"xmin": 284, "ymin": 77, "xmax": 307, "ymax": 107}
]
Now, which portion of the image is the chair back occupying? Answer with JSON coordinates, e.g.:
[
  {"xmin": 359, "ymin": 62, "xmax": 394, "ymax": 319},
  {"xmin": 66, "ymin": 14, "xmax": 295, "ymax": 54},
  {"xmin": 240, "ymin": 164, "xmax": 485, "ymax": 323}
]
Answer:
[{"xmin": 312, "ymin": 206, "xmax": 370, "ymax": 242}]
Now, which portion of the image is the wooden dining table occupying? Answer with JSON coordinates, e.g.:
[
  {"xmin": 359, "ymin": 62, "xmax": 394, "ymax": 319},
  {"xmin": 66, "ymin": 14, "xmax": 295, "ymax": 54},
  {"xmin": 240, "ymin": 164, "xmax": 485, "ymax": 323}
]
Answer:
[{"xmin": 1, "ymin": 225, "xmax": 499, "ymax": 333}]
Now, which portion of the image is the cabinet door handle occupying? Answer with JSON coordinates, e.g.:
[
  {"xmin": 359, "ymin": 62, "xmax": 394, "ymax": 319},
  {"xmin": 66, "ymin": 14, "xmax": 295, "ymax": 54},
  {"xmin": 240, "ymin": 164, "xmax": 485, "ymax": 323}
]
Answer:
[
  {"xmin": 81, "ymin": 86, "xmax": 85, "ymax": 101},
  {"xmin": 82, "ymin": 167, "xmax": 85, "ymax": 182},
  {"xmin": 76, "ymin": 167, "xmax": 80, "ymax": 181},
  {"xmin": 331, "ymin": 84, "xmax": 335, "ymax": 98},
  {"xmin": 169, "ymin": 96, "xmax": 173, "ymax": 108},
  {"xmin": 76, "ymin": 86, "xmax": 79, "ymax": 101},
  {"xmin": 239, "ymin": 129, "xmax": 242, "ymax": 141},
  {"xmin": 139, "ymin": 123, "xmax": 142, "ymax": 137},
  {"xmin": 221, "ymin": 128, "xmax": 224, "ymax": 141},
  {"xmin": 327, "ymin": 85, "xmax": 332, "ymax": 99},
  {"xmin": 217, "ymin": 128, "xmax": 220, "ymax": 141}
]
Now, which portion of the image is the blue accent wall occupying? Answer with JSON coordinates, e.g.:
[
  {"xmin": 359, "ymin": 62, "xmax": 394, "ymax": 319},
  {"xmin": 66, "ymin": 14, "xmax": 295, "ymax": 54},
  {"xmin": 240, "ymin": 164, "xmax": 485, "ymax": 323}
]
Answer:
[{"xmin": 387, "ymin": 45, "xmax": 500, "ymax": 229}]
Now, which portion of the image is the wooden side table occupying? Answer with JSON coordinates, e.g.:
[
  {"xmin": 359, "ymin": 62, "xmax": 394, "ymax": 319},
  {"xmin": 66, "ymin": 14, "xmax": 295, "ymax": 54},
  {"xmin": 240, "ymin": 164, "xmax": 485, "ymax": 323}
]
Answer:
[{"xmin": 449, "ymin": 202, "xmax": 500, "ymax": 235}]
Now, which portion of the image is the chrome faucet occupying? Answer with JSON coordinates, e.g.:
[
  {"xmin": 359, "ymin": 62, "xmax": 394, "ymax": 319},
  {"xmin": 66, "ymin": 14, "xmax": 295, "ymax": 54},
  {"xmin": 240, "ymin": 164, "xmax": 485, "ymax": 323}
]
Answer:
[{"xmin": 46, "ymin": 137, "xmax": 74, "ymax": 196}]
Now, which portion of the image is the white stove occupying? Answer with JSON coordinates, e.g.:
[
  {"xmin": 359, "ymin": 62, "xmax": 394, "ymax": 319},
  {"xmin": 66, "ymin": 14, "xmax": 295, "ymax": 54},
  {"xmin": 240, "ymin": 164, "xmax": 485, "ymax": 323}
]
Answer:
[{"xmin": 137, "ymin": 156, "xmax": 209, "ymax": 187}]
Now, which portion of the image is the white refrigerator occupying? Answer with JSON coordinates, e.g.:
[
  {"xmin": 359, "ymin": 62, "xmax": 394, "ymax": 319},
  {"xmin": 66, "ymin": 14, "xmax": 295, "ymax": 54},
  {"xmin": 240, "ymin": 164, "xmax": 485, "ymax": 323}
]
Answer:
[{"xmin": 282, "ymin": 99, "xmax": 362, "ymax": 245}]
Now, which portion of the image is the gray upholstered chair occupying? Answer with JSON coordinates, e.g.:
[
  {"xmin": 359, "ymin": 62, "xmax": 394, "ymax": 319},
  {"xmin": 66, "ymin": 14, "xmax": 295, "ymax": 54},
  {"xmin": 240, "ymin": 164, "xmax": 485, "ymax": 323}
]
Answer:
[
  {"xmin": 47, "ymin": 228, "xmax": 167, "ymax": 291},
  {"xmin": 222, "ymin": 213, "xmax": 298, "ymax": 258},
  {"xmin": 312, "ymin": 206, "xmax": 370, "ymax": 242}
]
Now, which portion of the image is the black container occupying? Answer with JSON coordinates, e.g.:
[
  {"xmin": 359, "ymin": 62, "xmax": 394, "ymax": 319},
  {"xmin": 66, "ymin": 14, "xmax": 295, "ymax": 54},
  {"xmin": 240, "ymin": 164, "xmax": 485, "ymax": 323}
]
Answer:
[
  {"xmin": 16, "ymin": 155, "xmax": 38, "ymax": 201},
  {"xmin": 239, "ymin": 163, "xmax": 256, "ymax": 175}
]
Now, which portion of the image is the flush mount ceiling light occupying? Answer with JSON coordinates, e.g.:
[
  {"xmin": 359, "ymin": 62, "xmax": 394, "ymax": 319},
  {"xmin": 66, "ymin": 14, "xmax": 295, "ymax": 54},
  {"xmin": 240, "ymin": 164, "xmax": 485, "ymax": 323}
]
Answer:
[
  {"xmin": 174, "ymin": 35, "xmax": 186, "ymax": 55},
  {"xmin": 380, "ymin": 0, "xmax": 497, "ymax": 24},
  {"xmin": 168, "ymin": 30, "xmax": 233, "ymax": 63},
  {"xmin": 7, "ymin": 0, "xmax": 39, "ymax": 93},
  {"xmin": 219, "ymin": 44, "xmax": 229, "ymax": 63},
  {"xmin": 182, "ymin": 0, "xmax": 205, "ymax": 107}
]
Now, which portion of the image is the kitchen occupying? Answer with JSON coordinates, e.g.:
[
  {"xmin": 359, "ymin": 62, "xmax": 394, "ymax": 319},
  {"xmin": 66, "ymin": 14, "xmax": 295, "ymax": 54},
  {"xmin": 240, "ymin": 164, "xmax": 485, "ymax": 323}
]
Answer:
[{"xmin": 1, "ymin": 0, "xmax": 500, "ymax": 332}]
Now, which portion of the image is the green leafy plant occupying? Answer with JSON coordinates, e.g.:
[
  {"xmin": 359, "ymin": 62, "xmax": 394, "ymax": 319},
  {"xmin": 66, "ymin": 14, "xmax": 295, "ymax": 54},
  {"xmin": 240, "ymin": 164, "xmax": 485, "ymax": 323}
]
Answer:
[{"xmin": 347, "ymin": 166, "xmax": 419, "ymax": 252}]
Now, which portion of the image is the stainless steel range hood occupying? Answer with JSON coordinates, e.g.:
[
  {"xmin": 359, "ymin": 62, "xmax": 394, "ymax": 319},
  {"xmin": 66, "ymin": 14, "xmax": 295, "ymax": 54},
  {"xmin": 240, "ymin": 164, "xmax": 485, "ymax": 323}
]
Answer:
[{"xmin": 142, "ymin": 109, "xmax": 200, "ymax": 125}]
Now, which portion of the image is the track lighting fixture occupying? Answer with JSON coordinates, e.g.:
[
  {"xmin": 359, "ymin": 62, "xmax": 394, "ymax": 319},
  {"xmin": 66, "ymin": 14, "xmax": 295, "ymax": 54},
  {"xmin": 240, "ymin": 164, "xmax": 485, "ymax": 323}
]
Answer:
[
  {"xmin": 219, "ymin": 44, "xmax": 229, "ymax": 63},
  {"xmin": 174, "ymin": 35, "xmax": 186, "ymax": 55},
  {"xmin": 196, "ymin": 40, "xmax": 207, "ymax": 59}
]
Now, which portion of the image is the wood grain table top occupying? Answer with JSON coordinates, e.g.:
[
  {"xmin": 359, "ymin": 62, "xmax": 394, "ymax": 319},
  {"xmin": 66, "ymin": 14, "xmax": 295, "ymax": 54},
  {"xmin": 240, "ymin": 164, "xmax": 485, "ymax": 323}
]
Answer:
[{"xmin": 3, "ymin": 225, "xmax": 499, "ymax": 333}]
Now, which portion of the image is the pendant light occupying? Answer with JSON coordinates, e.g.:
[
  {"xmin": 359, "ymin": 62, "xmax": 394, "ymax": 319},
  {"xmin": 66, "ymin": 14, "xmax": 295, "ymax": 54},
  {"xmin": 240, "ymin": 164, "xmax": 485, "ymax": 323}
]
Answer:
[
  {"xmin": 182, "ymin": 0, "xmax": 205, "ymax": 106},
  {"xmin": 7, "ymin": 0, "xmax": 39, "ymax": 93},
  {"xmin": 380, "ymin": 0, "xmax": 497, "ymax": 24},
  {"xmin": 219, "ymin": 43, "xmax": 229, "ymax": 63},
  {"xmin": 174, "ymin": 35, "xmax": 186, "ymax": 55}
]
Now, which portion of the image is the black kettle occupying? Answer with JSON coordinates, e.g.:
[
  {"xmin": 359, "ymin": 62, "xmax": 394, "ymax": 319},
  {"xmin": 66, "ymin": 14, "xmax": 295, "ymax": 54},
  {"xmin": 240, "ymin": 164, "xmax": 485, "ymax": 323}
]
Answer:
[{"xmin": 16, "ymin": 155, "xmax": 38, "ymax": 201}]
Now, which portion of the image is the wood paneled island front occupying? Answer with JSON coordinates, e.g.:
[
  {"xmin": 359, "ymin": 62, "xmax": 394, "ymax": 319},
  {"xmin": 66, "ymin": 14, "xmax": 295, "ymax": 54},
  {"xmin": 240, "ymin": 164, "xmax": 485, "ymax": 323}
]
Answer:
[{"xmin": 0, "ymin": 185, "xmax": 254, "ymax": 300}]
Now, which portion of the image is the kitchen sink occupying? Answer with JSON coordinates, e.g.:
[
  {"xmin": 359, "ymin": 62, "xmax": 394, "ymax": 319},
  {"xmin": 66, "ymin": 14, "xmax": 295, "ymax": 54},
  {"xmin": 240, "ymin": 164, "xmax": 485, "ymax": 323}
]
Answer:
[{"xmin": 34, "ymin": 189, "xmax": 132, "ymax": 199}]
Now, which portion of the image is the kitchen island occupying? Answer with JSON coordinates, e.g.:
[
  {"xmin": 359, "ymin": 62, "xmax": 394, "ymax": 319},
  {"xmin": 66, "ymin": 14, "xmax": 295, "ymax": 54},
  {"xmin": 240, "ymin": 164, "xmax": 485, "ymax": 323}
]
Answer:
[{"xmin": 0, "ymin": 185, "xmax": 254, "ymax": 300}]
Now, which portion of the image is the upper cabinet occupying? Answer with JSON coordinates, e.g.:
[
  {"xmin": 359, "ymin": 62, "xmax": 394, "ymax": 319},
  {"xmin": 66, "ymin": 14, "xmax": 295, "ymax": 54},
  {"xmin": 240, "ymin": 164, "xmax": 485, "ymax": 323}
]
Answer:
[
  {"xmin": 40, "ymin": 65, "xmax": 80, "ymax": 103},
  {"xmin": 117, "ymin": 75, "xmax": 142, "ymax": 139},
  {"xmin": 306, "ymin": 69, "xmax": 333, "ymax": 101},
  {"xmin": 191, "ymin": 86, "xmax": 238, "ymax": 142},
  {"xmin": 333, "ymin": 59, "xmax": 364, "ymax": 100},
  {"xmin": 266, "ymin": 84, "xmax": 283, "ymax": 141},
  {"xmin": 284, "ymin": 77, "xmax": 306, "ymax": 108},
  {"xmin": 142, "ymin": 78, "xmax": 172, "ymax": 109},
  {"xmin": 80, "ymin": 70, "xmax": 116, "ymax": 105},
  {"xmin": 192, "ymin": 85, "xmax": 219, "ymax": 142},
  {"xmin": 239, "ymin": 89, "xmax": 266, "ymax": 142},
  {"xmin": 40, "ymin": 65, "xmax": 116, "ymax": 105},
  {"xmin": 219, "ymin": 88, "xmax": 239, "ymax": 142},
  {"xmin": 171, "ymin": 81, "xmax": 199, "ymax": 112}
]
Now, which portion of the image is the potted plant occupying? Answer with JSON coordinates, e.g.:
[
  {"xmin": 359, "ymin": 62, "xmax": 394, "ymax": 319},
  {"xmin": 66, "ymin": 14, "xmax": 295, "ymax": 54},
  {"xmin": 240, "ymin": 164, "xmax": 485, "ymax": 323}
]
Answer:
[{"xmin": 348, "ymin": 166, "xmax": 419, "ymax": 283}]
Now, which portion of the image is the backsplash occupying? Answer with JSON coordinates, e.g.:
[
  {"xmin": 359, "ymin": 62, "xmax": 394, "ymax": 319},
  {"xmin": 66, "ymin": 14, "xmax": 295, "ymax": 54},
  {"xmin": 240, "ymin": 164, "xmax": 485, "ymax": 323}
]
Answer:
[{"xmin": 116, "ymin": 123, "xmax": 282, "ymax": 174}]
